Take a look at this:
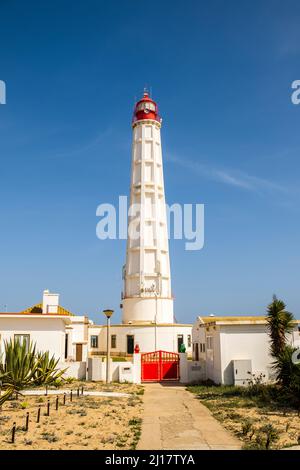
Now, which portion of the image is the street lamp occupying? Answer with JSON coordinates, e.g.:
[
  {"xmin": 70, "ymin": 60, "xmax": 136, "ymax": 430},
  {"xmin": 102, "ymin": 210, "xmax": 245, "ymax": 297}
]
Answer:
[{"xmin": 103, "ymin": 309, "xmax": 114, "ymax": 384}]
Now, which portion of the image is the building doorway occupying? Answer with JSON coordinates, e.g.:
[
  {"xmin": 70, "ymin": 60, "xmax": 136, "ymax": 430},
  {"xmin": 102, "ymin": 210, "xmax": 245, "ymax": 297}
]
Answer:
[
  {"xmin": 127, "ymin": 335, "xmax": 134, "ymax": 354},
  {"xmin": 177, "ymin": 334, "xmax": 184, "ymax": 352},
  {"xmin": 76, "ymin": 343, "xmax": 83, "ymax": 361}
]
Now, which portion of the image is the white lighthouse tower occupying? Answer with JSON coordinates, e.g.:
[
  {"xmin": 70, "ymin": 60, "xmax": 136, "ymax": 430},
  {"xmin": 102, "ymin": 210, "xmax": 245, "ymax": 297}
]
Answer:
[{"xmin": 122, "ymin": 91, "xmax": 174, "ymax": 325}]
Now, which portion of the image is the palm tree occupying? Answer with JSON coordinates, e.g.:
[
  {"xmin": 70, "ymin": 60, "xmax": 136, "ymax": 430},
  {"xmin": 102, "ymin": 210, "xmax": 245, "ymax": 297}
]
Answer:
[
  {"xmin": 272, "ymin": 345, "xmax": 298, "ymax": 387},
  {"xmin": 266, "ymin": 295, "xmax": 294, "ymax": 358}
]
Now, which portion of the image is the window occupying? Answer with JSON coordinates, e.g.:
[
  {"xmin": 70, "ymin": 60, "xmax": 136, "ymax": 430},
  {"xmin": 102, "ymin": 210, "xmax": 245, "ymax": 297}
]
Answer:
[
  {"xmin": 195, "ymin": 343, "xmax": 199, "ymax": 361},
  {"xmin": 207, "ymin": 336, "xmax": 213, "ymax": 350},
  {"xmin": 111, "ymin": 334, "xmax": 117, "ymax": 349},
  {"xmin": 187, "ymin": 335, "xmax": 191, "ymax": 348},
  {"xmin": 136, "ymin": 102, "xmax": 156, "ymax": 112},
  {"xmin": 14, "ymin": 334, "xmax": 30, "ymax": 351},
  {"xmin": 90, "ymin": 335, "xmax": 98, "ymax": 348}
]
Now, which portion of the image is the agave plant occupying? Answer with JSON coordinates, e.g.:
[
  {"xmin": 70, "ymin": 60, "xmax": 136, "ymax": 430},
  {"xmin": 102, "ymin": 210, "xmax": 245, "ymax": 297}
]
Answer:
[
  {"xmin": 33, "ymin": 351, "xmax": 67, "ymax": 386},
  {"xmin": 0, "ymin": 338, "xmax": 39, "ymax": 405}
]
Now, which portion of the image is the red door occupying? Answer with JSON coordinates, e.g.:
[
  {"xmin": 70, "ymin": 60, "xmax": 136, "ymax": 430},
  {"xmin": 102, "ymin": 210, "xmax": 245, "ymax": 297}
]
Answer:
[{"xmin": 141, "ymin": 350, "xmax": 179, "ymax": 382}]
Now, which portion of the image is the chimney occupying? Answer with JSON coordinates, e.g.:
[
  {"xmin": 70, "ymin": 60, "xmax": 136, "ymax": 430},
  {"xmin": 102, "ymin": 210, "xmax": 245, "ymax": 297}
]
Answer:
[{"xmin": 42, "ymin": 289, "xmax": 59, "ymax": 314}]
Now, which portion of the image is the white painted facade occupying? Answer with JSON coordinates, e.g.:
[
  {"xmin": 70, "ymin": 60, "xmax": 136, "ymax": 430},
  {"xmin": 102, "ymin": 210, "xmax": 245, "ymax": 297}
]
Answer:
[
  {"xmin": 0, "ymin": 291, "xmax": 90, "ymax": 364},
  {"xmin": 88, "ymin": 323, "xmax": 192, "ymax": 357},
  {"xmin": 0, "ymin": 314, "xmax": 70, "ymax": 361},
  {"xmin": 192, "ymin": 316, "xmax": 300, "ymax": 385}
]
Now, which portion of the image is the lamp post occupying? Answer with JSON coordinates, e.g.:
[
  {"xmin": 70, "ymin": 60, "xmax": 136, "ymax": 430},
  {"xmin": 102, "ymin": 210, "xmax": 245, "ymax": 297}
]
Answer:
[{"xmin": 103, "ymin": 309, "xmax": 114, "ymax": 384}]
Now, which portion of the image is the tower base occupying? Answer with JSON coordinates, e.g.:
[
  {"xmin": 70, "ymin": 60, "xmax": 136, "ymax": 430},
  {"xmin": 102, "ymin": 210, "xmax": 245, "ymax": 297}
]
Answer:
[{"xmin": 122, "ymin": 297, "xmax": 174, "ymax": 324}]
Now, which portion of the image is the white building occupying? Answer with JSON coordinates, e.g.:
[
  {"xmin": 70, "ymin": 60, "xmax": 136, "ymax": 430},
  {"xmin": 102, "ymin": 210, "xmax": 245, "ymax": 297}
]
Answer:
[
  {"xmin": 192, "ymin": 315, "xmax": 300, "ymax": 385},
  {"xmin": 88, "ymin": 323, "xmax": 192, "ymax": 357},
  {"xmin": 0, "ymin": 290, "xmax": 89, "ymax": 366}
]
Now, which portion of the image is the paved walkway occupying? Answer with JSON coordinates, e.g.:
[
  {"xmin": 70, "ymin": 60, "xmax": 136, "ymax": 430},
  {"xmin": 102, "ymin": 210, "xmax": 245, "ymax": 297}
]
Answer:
[{"xmin": 137, "ymin": 383, "xmax": 241, "ymax": 450}]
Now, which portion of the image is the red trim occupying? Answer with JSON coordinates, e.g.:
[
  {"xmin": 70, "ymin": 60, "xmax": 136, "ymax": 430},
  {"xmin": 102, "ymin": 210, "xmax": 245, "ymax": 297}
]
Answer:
[{"xmin": 132, "ymin": 92, "xmax": 161, "ymax": 125}]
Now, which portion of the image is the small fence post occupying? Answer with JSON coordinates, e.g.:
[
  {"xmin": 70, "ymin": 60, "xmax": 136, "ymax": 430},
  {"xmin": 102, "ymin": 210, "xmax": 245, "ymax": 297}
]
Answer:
[
  {"xmin": 46, "ymin": 399, "xmax": 50, "ymax": 416},
  {"xmin": 70, "ymin": 390, "xmax": 73, "ymax": 402},
  {"xmin": 56, "ymin": 396, "xmax": 59, "ymax": 411},
  {"xmin": 63, "ymin": 393, "xmax": 66, "ymax": 405},
  {"xmin": 11, "ymin": 422, "xmax": 16, "ymax": 444},
  {"xmin": 25, "ymin": 412, "xmax": 29, "ymax": 431},
  {"xmin": 77, "ymin": 388, "xmax": 80, "ymax": 397},
  {"xmin": 45, "ymin": 385, "xmax": 48, "ymax": 396},
  {"xmin": 37, "ymin": 406, "xmax": 41, "ymax": 423},
  {"xmin": 81, "ymin": 386, "xmax": 84, "ymax": 396}
]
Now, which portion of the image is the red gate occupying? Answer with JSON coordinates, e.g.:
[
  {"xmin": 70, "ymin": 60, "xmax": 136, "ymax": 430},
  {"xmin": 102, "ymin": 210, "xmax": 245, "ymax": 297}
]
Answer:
[{"xmin": 141, "ymin": 350, "xmax": 180, "ymax": 382}]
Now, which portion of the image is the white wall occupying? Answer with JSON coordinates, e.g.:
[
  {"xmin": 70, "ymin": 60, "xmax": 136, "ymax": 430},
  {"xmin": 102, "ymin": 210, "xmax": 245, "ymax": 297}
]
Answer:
[
  {"xmin": 192, "ymin": 319, "xmax": 300, "ymax": 386},
  {"xmin": 0, "ymin": 317, "xmax": 67, "ymax": 361},
  {"xmin": 220, "ymin": 325, "xmax": 271, "ymax": 384},
  {"xmin": 58, "ymin": 361, "xmax": 86, "ymax": 380},
  {"xmin": 88, "ymin": 324, "xmax": 192, "ymax": 356}
]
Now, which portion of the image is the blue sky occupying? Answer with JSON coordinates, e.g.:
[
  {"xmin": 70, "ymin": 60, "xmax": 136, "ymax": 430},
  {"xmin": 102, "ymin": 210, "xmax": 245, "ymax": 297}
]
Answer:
[{"xmin": 0, "ymin": 0, "xmax": 300, "ymax": 323}]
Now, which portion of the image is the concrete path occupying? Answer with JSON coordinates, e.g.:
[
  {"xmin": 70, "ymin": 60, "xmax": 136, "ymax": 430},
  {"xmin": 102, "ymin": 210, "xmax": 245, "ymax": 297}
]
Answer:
[{"xmin": 137, "ymin": 383, "xmax": 241, "ymax": 450}]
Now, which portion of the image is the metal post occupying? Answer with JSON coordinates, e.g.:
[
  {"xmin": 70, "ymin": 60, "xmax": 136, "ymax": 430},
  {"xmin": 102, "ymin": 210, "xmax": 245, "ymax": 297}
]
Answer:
[
  {"xmin": 11, "ymin": 422, "xmax": 16, "ymax": 443},
  {"xmin": 63, "ymin": 393, "xmax": 66, "ymax": 405},
  {"xmin": 106, "ymin": 316, "xmax": 111, "ymax": 384},
  {"xmin": 155, "ymin": 293, "xmax": 158, "ymax": 351},
  {"xmin": 37, "ymin": 406, "xmax": 41, "ymax": 423},
  {"xmin": 70, "ymin": 390, "xmax": 73, "ymax": 402},
  {"xmin": 81, "ymin": 386, "xmax": 84, "ymax": 396},
  {"xmin": 46, "ymin": 399, "xmax": 50, "ymax": 416},
  {"xmin": 25, "ymin": 412, "xmax": 29, "ymax": 431},
  {"xmin": 56, "ymin": 396, "xmax": 59, "ymax": 410}
]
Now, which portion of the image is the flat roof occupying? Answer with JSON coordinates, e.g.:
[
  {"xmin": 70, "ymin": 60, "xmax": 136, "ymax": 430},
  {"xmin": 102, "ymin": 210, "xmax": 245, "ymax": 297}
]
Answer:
[
  {"xmin": 90, "ymin": 323, "xmax": 193, "ymax": 328},
  {"xmin": 198, "ymin": 316, "xmax": 300, "ymax": 326},
  {"xmin": 0, "ymin": 312, "xmax": 71, "ymax": 322}
]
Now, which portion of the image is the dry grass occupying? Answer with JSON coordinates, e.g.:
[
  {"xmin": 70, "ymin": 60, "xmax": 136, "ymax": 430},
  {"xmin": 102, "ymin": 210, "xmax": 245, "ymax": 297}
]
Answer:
[
  {"xmin": 188, "ymin": 385, "xmax": 300, "ymax": 449},
  {"xmin": 0, "ymin": 382, "xmax": 144, "ymax": 450}
]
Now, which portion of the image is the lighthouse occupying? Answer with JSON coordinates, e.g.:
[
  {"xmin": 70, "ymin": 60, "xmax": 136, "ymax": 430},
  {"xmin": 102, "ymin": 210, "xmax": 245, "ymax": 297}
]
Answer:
[{"xmin": 122, "ymin": 91, "xmax": 174, "ymax": 325}]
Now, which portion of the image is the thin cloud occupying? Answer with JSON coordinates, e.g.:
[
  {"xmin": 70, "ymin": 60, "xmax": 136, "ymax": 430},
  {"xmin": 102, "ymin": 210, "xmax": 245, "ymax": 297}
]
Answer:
[{"xmin": 166, "ymin": 154, "xmax": 291, "ymax": 195}]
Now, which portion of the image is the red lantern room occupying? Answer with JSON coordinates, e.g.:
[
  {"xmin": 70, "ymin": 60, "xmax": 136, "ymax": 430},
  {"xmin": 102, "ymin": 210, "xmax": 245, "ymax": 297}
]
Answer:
[{"xmin": 132, "ymin": 90, "xmax": 161, "ymax": 125}]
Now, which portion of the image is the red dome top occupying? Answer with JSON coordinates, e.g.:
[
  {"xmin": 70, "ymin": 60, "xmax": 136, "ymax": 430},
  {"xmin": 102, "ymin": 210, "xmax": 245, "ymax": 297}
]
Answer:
[{"xmin": 132, "ymin": 91, "xmax": 161, "ymax": 125}]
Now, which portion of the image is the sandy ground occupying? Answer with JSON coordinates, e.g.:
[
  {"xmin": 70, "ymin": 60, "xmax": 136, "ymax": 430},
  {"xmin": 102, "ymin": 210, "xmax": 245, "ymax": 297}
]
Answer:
[
  {"xmin": 189, "ymin": 391, "xmax": 300, "ymax": 449},
  {"xmin": 216, "ymin": 406, "xmax": 300, "ymax": 449},
  {"xmin": 0, "ymin": 381, "xmax": 144, "ymax": 450}
]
